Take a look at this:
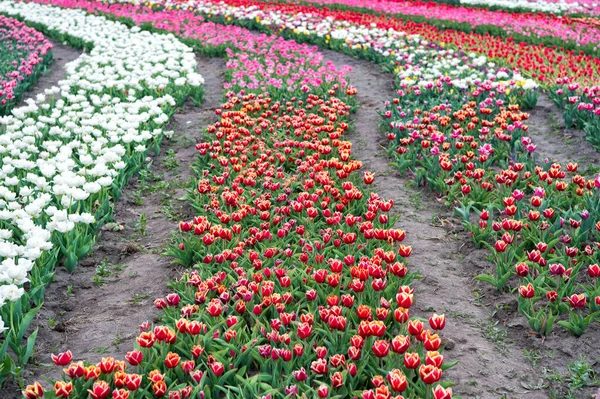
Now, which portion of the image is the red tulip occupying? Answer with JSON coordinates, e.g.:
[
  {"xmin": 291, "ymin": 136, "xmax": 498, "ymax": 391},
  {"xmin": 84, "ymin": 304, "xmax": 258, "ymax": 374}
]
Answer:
[
  {"xmin": 209, "ymin": 361, "xmax": 225, "ymax": 376},
  {"xmin": 565, "ymin": 294, "xmax": 586, "ymax": 308},
  {"xmin": 424, "ymin": 331, "xmax": 442, "ymax": 351},
  {"xmin": 404, "ymin": 352, "xmax": 420, "ymax": 369},
  {"xmin": 153, "ymin": 381, "xmax": 167, "ymax": 398},
  {"xmin": 23, "ymin": 382, "xmax": 44, "ymax": 399},
  {"xmin": 111, "ymin": 389, "xmax": 129, "ymax": 399},
  {"xmin": 519, "ymin": 283, "xmax": 535, "ymax": 299},
  {"xmin": 165, "ymin": 352, "xmax": 181, "ymax": 369},
  {"xmin": 391, "ymin": 335, "xmax": 410, "ymax": 354},
  {"xmin": 426, "ymin": 351, "xmax": 444, "ymax": 368},
  {"xmin": 317, "ymin": 385, "xmax": 329, "ymax": 398},
  {"xmin": 387, "ymin": 369, "xmax": 407, "ymax": 393},
  {"xmin": 125, "ymin": 374, "xmax": 142, "ymax": 391},
  {"xmin": 54, "ymin": 381, "xmax": 72, "ymax": 399},
  {"xmin": 87, "ymin": 381, "xmax": 110, "ymax": 399},
  {"xmin": 371, "ymin": 339, "xmax": 389, "ymax": 358},
  {"xmin": 407, "ymin": 319, "xmax": 423, "ymax": 336},
  {"xmin": 419, "ymin": 364, "xmax": 442, "ymax": 384},
  {"xmin": 432, "ymin": 385, "xmax": 453, "ymax": 399},
  {"xmin": 398, "ymin": 245, "xmax": 412, "ymax": 257},
  {"xmin": 51, "ymin": 350, "xmax": 73, "ymax": 367},
  {"xmin": 429, "ymin": 314, "xmax": 446, "ymax": 330},
  {"xmin": 64, "ymin": 362, "xmax": 85, "ymax": 379},
  {"xmin": 494, "ymin": 240, "xmax": 507, "ymax": 252},
  {"xmin": 331, "ymin": 371, "xmax": 344, "ymax": 389},
  {"xmin": 588, "ymin": 264, "xmax": 600, "ymax": 278},
  {"xmin": 515, "ymin": 262, "xmax": 529, "ymax": 277},
  {"xmin": 311, "ymin": 358, "xmax": 328, "ymax": 374},
  {"xmin": 293, "ymin": 368, "xmax": 308, "ymax": 381},
  {"xmin": 137, "ymin": 331, "xmax": 155, "ymax": 348}
]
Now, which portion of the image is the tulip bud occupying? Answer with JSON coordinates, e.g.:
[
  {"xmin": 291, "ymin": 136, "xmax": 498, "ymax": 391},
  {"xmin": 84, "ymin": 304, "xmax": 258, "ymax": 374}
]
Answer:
[
  {"xmin": 432, "ymin": 385, "xmax": 453, "ymax": 399},
  {"xmin": 419, "ymin": 364, "xmax": 442, "ymax": 384},
  {"xmin": 51, "ymin": 350, "xmax": 73, "ymax": 367},
  {"xmin": 23, "ymin": 382, "xmax": 44, "ymax": 399},
  {"xmin": 54, "ymin": 381, "xmax": 73, "ymax": 398},
  {"xmin": 317, "ymin": 385, "xmax": 329, "ymax": 398},
  {"xmin": 429, "ymin": 314, "xmax": 446, "ymax": 330}
]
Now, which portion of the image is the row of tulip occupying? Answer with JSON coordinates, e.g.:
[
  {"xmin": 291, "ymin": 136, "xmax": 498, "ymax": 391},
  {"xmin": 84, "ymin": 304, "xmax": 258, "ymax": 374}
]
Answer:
[
  {"xmin": 137, "ymin": 0, "xmax": 600, "ymax": 86},
  {"xmin": 547, "ymin": 81, "xmax": 600, "ymax": 150},
  {"xmin": 376, "ymin": 60, "xmax": 600, "ymax": 336},
  {"xmin": 98, "ymin": 0, "xmax": 540, "ymax": 100},
  {"xmin": 440, "ymin": 0, "xmax": 600, "ymax": 16},
  {"xmin": 0, "ymin": 0, "xmax": 204, "ymax": 385},
  {"xmin": 18, "ymin": 1, "xmax": 456, "ymax": 398},
  {"xmin": 0, "ymin": 15, "xmax": 52, "ymax": 115},
  {"xmin": 95, "ymin": 0, "xmax": 600, "ymax": 149},
  {"xmin": 281, "ymin": 0, "xmax": 600, "ymax": 55},
  {"xmin": 145, "ymin": 0, "xmax": 600, "ymax": 338}
]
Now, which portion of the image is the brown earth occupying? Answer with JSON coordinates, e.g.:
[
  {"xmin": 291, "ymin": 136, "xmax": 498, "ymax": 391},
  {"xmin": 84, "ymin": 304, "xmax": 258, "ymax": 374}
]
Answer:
[
  {"xmin": 20, "ymin": 39, "xmax": 80, "ymax": 103},
  {"xmin": 528, "ymin": 94, "xmax": 600, "ymax": 174}
]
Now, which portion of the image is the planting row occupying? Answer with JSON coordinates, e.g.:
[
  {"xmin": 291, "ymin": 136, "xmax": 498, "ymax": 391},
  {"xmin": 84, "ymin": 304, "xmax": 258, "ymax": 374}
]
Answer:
[
  {"xmin": 286, "ymin": 0, "xmax": 600, "ymax": 54},
  {"xmin": 89, "ymin": 0, "xmax": 600, "ymax": 150},
  {"xmin": 19, "ymin": 1, "xmax": 456, "ymax": 399},
  {"xmin": 437, "ymin": 0, "xmax": 600, "ymax": 16},
  {"xmin": 0, "ymin": 15, "xmax": 52, "ymax": 115},
  {"xmin": 75, "ymin": 0, "xmax": 600, "ymax": 338},
  {"xmin": 0, "ymin": 0, "xmax": 204, "ymax": 384},
  {"xmin": 380, "ymin": 80, "xmax": 600, "ymax": 336}
]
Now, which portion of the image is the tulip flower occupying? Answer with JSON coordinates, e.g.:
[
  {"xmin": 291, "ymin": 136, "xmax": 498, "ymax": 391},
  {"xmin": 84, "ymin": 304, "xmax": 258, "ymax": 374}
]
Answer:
[
  {"xmin": 51, "ymin": 350, "xmax": 73, "ymax": 366},
  {"xmin": 419, "ymin": 364, "xmax": 442, "ymax": 384},
  {"xmin": 429, "ymin": 314, "xmax": 446, "ymax": 330},
  {"xmin": 88, "ymin": 381, "xmax": 110, "ymax": 399},
  {"xmin": 54, "ymin": 381, "xmax": 73, "ymax": 398},
  {"xmin": 432, "ymin": 385, "xmax": 453, "ymax": 399},
  {"xmin": 519, "ymin": 283, "xmax": 535, "ymax": 299},
  {"xmin": 23, "ymin": 382, "xmax": 44, "ymax": 399}
]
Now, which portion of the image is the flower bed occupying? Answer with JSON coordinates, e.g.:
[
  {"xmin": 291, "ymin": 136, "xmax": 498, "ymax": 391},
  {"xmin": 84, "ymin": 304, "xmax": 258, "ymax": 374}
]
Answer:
[
  {"xmin": 14, "ymin": 1, "xmax": 457, "ymax": 398},
  {"xmin": 0, "ymin": 0, "xmax": 203, "ymax": 383},
  {"xmin": 0, "ymin": 15, "xmax": 52, "ymax": 115},
  {"xmin": 88, "ymin": 0, "xmax": 600, "ymax": 148},
  {"xmin": 285, "ymin": 0, "xmax": 600, "ymax": 54},
  {"xmin": 458, "ymin": 0, "xmax": 600, "ymax": 16},
  {"xmin": 380, "ymin": 55, "xmax": 600, "ymax": 337}
]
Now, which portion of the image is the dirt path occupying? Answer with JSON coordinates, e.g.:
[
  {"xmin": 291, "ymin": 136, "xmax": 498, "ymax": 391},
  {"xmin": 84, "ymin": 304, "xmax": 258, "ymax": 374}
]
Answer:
[
  {"xmin": 0, "ymin": 56, "xmax": 225, "ymax": 398},
  {"xmin": 322, "ymin": 49, "xmax": 600, "ymax": 399},
  {"xmin": 527, "ymin": 94, "xmax": 600, "ymax": 174},
  {"xmin": 21, "ymin": 39, "xmax": 81, "ymax": 103}
]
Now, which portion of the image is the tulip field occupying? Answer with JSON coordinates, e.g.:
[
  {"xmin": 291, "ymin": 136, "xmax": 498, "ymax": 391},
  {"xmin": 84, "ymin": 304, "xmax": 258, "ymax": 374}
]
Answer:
[{"xmin": 0, "ymin": 0, "xmax": 599, "ymax": 398}]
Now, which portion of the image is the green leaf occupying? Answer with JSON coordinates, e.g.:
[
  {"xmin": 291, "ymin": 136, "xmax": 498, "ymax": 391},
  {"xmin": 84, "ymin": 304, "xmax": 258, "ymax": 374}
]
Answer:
[
  {"xmin": 17, "ymin": 303, "xmax": 43, "ymax": 342},
  {"xmin": 23, "ymin": 328, "xmax": 39, "ymax": 365}
]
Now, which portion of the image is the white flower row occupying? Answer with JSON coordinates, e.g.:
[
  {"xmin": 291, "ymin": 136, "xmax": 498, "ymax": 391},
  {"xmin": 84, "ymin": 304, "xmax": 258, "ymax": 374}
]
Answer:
[{"xmin": 0, "ymin": 0, "xmax": 203, "ymax": 324}]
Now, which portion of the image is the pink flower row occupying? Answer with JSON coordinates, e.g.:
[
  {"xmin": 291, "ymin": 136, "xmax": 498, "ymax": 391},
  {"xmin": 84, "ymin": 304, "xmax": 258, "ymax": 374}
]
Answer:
[
  {"xmin": 0, "ymin": 15, "xmax": 52, "ymax": 107},
  {"xmin": 293, "ymin": 0, "xmax": 600, "ymax": 47}
]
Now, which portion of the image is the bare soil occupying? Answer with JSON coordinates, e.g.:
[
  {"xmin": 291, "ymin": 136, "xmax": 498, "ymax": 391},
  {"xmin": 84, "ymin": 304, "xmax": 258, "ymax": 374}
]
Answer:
[
  {"xmin": 322, "ymin": 49, "xmax": 600, "ymax": 399},
  {"xmin": 0, "ymin": 55, "xmax": 226, "ymax": 398},
  {"xmin": 20, "ymin": 39, "xmax": 80, "ymax": 103},
  {"xmin": 528, "ymin": 94, "xmax": 600, "ymax": 173}
]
